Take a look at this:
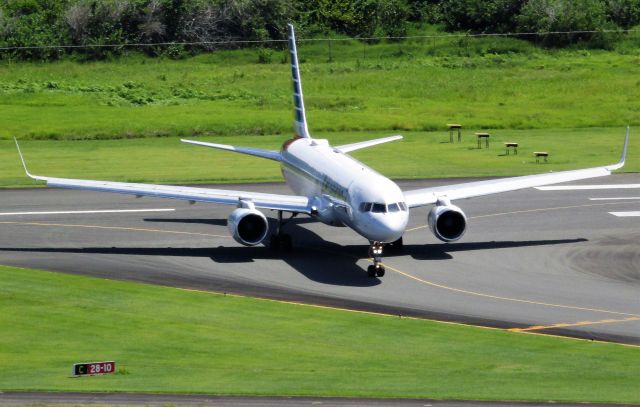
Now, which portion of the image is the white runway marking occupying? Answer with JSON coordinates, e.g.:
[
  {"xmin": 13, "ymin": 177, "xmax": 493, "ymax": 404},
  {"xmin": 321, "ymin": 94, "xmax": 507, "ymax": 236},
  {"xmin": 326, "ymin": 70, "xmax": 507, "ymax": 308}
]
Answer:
[
  {"xmin": 609, "ymin": 211, "xmax": 640, "ymax": 217},
  {"xmin": 0, "ymin": 208, "xmax": 175, "ymax": 216},
  {"xmin": 590, "ymin": 197, "xmax": 640, "ymax": 201},
  {"xmin": 536, "ymin": 184, "xmax": 640, "ymax": 191}
]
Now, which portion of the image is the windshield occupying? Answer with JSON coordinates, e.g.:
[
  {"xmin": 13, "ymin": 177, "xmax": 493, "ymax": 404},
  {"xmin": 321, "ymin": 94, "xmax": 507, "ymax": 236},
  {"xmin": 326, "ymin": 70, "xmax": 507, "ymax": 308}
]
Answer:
[{"xmin": 358, "ymin": 201, "xmax": 408, "ymax": 213}]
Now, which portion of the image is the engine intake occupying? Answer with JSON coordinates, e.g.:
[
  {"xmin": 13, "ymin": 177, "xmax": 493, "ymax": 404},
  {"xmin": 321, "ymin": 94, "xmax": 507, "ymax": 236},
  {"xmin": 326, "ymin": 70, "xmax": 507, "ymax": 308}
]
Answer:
[
  {"xmin": 227, "ymin": 207, "xmax": 269, "ymax": 246},
  {"xmin": 428, "ymin": 202, "xmax": 467, "ymax": 242}
]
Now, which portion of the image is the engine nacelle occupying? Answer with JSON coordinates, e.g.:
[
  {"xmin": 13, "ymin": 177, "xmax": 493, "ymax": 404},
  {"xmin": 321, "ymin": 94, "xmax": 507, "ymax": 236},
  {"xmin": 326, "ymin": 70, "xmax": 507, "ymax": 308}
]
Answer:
[
  {"xmin": 428, "ymin": 202, "xmax": 467, "ymax": 242},
  {"xmin": 227, "ymin": 207, "xmax": 269, "ymax": 246}
]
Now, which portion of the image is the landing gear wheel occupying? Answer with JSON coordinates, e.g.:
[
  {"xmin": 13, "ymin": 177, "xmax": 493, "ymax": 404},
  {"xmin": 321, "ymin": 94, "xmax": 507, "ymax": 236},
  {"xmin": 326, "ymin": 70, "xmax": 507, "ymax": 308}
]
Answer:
[
  {"xmin": 269, "ymin": 234, "xmax": 281, "ymax": 251},
  {"xmin": 367, "ymin": 241, "xmax": 385, "ymax": 278},
  {"xmin": 280, "ymin": 234, "xmax": 293, "ymax": 251},
  {"xmin": 269, "ymin": 210, "xmax": 294, "ymax": 252},
  {"xmin": 269, "ymin": 233, "xmax": 292, "ymax": 252}
]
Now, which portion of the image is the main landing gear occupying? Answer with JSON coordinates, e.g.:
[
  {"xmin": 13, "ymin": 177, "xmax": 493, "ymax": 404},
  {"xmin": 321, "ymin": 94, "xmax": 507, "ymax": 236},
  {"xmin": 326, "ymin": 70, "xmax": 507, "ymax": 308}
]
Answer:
[
  {"xmin": 269, "ymin": 210, "xmax": 294, "ymax": 251},
  {"xmin": 367, "ymin": 241, "xmax": 385, "ymax": 277}
]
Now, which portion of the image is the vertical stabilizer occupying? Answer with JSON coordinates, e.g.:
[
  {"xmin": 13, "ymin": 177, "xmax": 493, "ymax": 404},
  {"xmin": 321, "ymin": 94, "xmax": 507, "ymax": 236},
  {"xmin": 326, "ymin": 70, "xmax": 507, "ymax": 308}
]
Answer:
[{"xmin": 288, "ymin": 24, "xmax": 311, "ymax": 139}]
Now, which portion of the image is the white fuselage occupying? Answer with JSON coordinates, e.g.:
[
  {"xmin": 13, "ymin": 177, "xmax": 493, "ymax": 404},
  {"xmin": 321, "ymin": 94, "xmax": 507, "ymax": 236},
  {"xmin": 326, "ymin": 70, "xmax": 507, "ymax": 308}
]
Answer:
[{"xmin": 280, "ymin": 138, "xmax": 409, "ymax": 243}]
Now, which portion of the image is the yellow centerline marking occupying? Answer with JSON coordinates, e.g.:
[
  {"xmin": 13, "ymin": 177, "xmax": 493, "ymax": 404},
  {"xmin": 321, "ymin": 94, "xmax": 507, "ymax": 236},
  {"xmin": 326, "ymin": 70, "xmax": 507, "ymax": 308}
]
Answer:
[
  {"xmin": 0, "ymin": 220, "xmax": 229, "ymax": 238},
  {"xmin": 405, "ymin": 200, "xmax": 640, "ymax": 232},
  {"xmin": 509, "ymin": 317, "xmax": 640, "ymax": 332},
  {"xmin": 382, "ymin": 263, "xmax": 640, "ymax": 318}
]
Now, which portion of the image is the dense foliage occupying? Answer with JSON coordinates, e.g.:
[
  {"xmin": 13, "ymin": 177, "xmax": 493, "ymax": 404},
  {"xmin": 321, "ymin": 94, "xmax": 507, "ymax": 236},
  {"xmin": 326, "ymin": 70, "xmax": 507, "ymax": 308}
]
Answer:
[{"xmin": 1, "ymin": 0, "xmax": 640, "ymax": 60}]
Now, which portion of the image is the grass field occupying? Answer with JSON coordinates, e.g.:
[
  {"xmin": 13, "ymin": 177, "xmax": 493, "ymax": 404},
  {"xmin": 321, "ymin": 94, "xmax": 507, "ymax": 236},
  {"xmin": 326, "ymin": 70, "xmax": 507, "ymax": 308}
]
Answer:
[
  {"xmin": 1, "ymin": 36, "xmax": 639, "ymax": 141},
  {"xmin": 1, "ymin": 36, "xmax": 637, "ymax": 187},
  {"xmin": 1, "ymin": 127, "xmax": 634, "ymax": 188},
  {"xmin": 0, "ymin": 265, "xmax": 639, "ymax": 402}
]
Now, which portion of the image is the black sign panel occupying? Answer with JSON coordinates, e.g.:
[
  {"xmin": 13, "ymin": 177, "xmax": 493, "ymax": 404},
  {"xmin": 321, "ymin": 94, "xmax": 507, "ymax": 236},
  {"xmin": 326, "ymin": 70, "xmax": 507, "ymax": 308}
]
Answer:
[{"xmin": 72, "ymin": 361, "xmax": 115, "ymax": 376}]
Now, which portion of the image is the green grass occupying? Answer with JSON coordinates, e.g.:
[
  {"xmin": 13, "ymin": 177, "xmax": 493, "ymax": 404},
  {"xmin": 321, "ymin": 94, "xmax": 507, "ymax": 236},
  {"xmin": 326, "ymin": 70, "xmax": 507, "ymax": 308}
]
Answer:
[
  {"xmin": 0, "ymin": 37, "xmax": 637, "ymax": 188},
  {"xmin": 1, "ymin": 36, "xmax": 640, "ymax": 141},
  {"xmin": 1, "ymin": 127, "xmax": 635, "ymax": 188},
  {"xmin": 0, "ymin": 265, "xmax": 639, "ymax": 402}
]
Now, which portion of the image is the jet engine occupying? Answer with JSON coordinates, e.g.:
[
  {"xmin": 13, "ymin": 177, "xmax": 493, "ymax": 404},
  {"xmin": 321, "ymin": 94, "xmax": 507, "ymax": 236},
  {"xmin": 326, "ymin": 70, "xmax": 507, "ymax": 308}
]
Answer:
[
  {"xmin": 227, "ymin": 207, "xmax": 269, "ymax": 246},
  {"xmin": 428, "ymin": 200, "xmax": 467, "ymax": 242}
]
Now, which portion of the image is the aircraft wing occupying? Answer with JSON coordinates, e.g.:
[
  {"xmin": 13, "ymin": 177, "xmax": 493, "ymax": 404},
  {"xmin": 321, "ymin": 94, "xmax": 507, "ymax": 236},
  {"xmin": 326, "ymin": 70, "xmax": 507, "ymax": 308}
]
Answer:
[
  {"xmin": 404, "ymin": 128, "xmax": 629, "ymax": 208},
  {"xmin": 15, "ymin": 140, "xmax": 310, "ymax": 214},
  {"xmin": 335, "ymin": 135, "xmax": 403, "ymax": 153}
]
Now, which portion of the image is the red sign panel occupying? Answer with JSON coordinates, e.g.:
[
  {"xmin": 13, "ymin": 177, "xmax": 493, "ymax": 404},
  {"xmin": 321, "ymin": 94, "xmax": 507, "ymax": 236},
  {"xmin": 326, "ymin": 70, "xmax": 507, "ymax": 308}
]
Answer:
[{"xmin": 72, "ymin": 361, "xmax": 115, "ymax": 376}]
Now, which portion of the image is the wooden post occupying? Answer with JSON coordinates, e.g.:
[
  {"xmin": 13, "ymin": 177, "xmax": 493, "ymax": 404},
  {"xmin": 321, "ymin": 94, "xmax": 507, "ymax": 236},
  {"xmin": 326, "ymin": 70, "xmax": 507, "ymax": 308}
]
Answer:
[{"xmin": 447, "ymin": 124, "xmax": 462, "ymax": 143}]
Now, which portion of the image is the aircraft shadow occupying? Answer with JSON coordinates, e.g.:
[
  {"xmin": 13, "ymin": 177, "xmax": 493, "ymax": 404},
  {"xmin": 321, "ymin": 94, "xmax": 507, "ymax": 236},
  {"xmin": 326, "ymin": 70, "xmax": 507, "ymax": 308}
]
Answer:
[
  {"xmin": 0, "ymin": 215, "xmax": 587, "ymax": 286},
  {"xmin": 0, "ymin": 222, "xmax": 378, "ymax": 287},
  {"xmin": 397, "ymin": 238, "xmax": 588, "ymax": 260}
]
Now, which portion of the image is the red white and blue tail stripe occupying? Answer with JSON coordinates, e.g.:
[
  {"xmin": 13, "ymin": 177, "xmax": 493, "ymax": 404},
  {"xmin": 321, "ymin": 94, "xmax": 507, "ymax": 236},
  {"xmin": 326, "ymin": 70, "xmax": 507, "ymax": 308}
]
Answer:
[{"xmin": 288, "ymin": 24, "xmax": 311, "ymax": 139}]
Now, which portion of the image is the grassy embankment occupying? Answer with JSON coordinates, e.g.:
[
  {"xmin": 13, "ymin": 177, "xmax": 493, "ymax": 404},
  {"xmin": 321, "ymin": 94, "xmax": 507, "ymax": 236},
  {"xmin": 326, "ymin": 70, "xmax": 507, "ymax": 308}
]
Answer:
[
  {"xmin": 0, "ymin": 35, "xmax": 638, "ymax": 187},
  {"xmin": 1, "ymin": 264, "xmax": 639, "ymax": 402}
]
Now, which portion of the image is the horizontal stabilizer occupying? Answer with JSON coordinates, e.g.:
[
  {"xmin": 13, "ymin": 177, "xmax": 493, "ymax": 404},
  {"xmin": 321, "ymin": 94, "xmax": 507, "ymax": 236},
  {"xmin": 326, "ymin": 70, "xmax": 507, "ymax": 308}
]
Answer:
[
  {"xmin": 335, "ymin": 135, "xmax": 403, "ymax": 154},
  {"xmin": 181, "ymin": 139, "xmax": 281, "ymax": 161}
]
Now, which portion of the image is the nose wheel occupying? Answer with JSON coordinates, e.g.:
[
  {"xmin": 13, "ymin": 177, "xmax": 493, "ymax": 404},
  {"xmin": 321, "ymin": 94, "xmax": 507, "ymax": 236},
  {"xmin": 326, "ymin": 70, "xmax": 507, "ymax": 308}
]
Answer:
[{"xmin": 367, "ymin": 242, "xmax": 385, "ymax": 277}]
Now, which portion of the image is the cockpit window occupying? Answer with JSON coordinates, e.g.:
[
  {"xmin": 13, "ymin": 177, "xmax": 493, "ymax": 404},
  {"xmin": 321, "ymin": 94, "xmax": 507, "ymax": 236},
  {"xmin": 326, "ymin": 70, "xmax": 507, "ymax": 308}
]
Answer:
[
  {"xmin": 359, "ymin": 202, "xmax": 408, "ymax": 213},
  {"xmin": 359, "ymin": 202, "xmax": 372, "ymax": 212},
  {"xmin": 371, "ymin": 203, "xmax": 386, "ymax": 213}
]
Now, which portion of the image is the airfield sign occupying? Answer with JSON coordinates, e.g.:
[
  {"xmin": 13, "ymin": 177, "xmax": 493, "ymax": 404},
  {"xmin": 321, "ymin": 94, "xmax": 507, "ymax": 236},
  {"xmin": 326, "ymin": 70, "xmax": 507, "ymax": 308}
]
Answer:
[{"xmin": 72, "ymin": 361, "xmax": 115, "ymax": 377}]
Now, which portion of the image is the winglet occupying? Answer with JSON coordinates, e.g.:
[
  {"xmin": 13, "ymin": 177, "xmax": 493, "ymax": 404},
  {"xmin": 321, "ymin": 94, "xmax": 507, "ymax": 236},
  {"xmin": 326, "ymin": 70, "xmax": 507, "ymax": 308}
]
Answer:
[
  {"xmin": 288, "ymin": 24, "xmax": 311, "ymax": 139},
  {"xmin": 14, "ymin": 137, "xmax": 36, "ymax": 179},
  {"xmin": 605, "ymin": 126, "xmax": 630, "ymax": 171}
]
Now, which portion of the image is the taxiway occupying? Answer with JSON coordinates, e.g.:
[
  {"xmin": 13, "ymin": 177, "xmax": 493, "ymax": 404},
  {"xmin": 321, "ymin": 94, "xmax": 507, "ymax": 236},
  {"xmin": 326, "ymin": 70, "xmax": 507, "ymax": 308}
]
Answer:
[{"xmin": 1, "ymin": 175, "xmax": 638, "ymax": 344}]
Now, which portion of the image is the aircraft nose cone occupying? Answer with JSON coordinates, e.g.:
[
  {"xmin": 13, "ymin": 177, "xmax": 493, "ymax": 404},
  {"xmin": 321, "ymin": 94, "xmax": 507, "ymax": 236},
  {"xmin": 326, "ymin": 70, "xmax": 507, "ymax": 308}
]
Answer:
[{"xmin": 367, "ymin": 212, "xmax": 408, "ymax": 243}]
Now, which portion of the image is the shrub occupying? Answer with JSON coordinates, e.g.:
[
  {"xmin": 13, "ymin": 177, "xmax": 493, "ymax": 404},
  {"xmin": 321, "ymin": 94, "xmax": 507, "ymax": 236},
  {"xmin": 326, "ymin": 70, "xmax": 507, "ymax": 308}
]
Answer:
[
  {"xmin": 377, "ymin": 0, "xmax": 410, "ymax": 37},
  {"xmin": 440, "ymin": 0, "xmax": 526, "ymax": 33},
  {"xmin": 517, "ymin": 0, "xmax": 610, "ymax": 47},
  {"xmin": 606, "ymin": 0, "xmax": 640, "ymax": 28}
]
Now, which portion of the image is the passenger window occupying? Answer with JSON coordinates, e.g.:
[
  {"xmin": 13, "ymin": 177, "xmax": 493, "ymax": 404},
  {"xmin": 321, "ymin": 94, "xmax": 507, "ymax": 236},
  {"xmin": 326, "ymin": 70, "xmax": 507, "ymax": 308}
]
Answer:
[
  {"xmin": 372, "ymin": 203, "xmax": 386, "ymax": 213},
  {"xmin": 388, "ymin": 203, "xmax": 400, "ymax": 212}
]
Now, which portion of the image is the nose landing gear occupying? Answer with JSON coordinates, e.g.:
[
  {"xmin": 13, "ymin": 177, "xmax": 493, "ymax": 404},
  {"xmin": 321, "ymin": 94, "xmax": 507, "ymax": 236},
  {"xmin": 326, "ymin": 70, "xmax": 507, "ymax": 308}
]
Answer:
[{"xmin": 367, "ymin": 242, "xmax": 385, "ymax": 277}]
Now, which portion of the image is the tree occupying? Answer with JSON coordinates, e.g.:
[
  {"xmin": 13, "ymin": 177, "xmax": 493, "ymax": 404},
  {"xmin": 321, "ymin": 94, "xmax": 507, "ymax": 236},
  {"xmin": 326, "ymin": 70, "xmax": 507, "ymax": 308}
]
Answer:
[
  {"xmin": 517, "ymin": 0, "xmax": 609, "ymax": 46},
  {"xmin": 606, "ymin": 0, "xmax": 640, "ymax": 28},
  {"xmin": 440, "ymin": 0, "xmax": 526, "ymax": 33}
]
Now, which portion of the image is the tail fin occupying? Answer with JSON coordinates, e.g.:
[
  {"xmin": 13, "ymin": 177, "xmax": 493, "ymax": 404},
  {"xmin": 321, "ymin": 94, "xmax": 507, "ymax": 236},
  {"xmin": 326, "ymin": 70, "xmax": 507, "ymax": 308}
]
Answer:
[{"xmin": 288, "ymin": 24, "xmax": 311, "ymax": 139}]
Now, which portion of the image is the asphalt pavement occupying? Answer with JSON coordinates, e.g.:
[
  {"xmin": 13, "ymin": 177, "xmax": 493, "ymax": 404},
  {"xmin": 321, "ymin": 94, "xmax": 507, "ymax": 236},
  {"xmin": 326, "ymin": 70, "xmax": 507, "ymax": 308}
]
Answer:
[{"xmin": 1, "ymin": 175, "xmax": 639, "ymax": 344}]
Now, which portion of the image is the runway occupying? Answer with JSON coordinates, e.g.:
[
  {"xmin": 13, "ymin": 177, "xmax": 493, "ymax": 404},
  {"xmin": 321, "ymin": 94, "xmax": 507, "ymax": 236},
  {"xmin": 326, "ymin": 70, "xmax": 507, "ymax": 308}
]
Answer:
[{"xmin": 1, "ymin": 175, "xmax": 639, "ymax": 344}]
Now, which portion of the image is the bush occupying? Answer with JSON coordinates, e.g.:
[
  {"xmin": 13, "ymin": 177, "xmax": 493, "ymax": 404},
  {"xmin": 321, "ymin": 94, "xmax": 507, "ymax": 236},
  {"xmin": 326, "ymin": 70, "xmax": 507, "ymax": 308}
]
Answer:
[
  {"xmin": 0, "ymin": 0, "xmax": 70, "ymax": 60},
  {"xmin": 377, "ymin": 0, "xmax": 410, "ymax": 37},
  {"xmin": 517, "ymin": 0, "xmax": 610, "ymax": 47},
  {"xmin": 298, "ymin": 0, "xmax": 410, "ymax": 38},
  {"xmin": 606, "ymin": 0, "xmax": 640, "ymax": 28},
  {"xmin": 440, "ymin": 0, "xmax": 525, "ymax": 33},
  {"xmin": 405, "ymin": 0, "xmax": 441, "ymax": 23}
]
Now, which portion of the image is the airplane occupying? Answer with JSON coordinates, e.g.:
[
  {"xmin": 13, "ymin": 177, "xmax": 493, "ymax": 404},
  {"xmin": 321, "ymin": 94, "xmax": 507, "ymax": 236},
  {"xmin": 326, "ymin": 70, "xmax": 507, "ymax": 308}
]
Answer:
[{"xmin": 15, "ymin": 24, "xmax": 629, "ymax": 278}]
